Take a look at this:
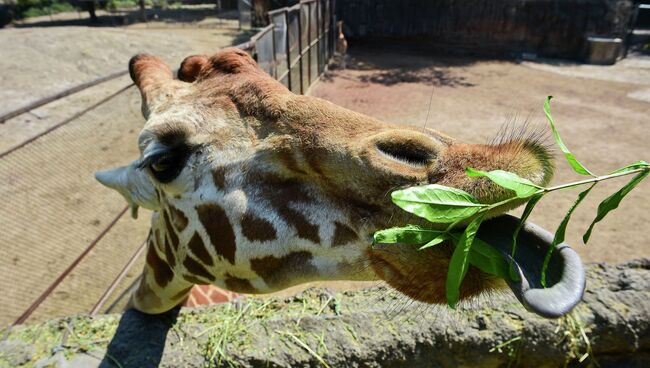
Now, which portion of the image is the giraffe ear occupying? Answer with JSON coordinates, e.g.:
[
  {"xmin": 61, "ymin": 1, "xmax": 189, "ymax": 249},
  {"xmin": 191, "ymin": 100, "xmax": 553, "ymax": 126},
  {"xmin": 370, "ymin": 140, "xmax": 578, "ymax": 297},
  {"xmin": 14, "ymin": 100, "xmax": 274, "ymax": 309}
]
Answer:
[{"xmin": 95, "ymin": 162, "xmax": 160, "ymax": 219}]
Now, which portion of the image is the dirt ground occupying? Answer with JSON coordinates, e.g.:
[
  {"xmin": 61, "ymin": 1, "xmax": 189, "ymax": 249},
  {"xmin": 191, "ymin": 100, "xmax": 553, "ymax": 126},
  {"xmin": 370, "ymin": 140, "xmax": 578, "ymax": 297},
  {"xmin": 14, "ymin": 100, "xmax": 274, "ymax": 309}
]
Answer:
[
  {"xmin": 0, "ymin": 10, "xmax": 249, "ymax": 325},
  {"xmin": 1, "ymin": 12, "xmax": 649, "ymax": 325},
  {"xmin": 311, "ymin": 47, "xmax": 650, "ymax": 265},
  {"xmin": 0, "ymin": 8, "xmax": 251, "ymax": 150}
]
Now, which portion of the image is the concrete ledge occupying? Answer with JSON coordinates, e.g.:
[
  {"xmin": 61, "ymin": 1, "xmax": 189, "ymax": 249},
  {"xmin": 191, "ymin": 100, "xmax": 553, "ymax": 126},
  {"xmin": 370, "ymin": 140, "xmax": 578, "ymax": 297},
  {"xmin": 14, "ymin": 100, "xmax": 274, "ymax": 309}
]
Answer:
[{"xmin": 1, "ymin": 260, "xmax": 649, "ymax": 368}]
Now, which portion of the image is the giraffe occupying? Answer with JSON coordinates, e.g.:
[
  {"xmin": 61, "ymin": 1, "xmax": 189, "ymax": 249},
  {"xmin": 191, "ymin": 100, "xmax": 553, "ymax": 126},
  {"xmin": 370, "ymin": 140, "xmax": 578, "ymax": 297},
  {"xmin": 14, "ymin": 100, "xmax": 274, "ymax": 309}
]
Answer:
[{"xmin": 96, "ymin": 48, "xmax": 585, "ymax": 318}]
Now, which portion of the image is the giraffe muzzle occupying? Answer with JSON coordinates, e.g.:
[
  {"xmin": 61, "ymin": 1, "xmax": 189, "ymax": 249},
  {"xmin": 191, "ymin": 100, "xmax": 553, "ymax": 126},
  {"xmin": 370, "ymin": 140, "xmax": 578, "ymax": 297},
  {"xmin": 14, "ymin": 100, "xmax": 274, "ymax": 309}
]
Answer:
[
  {"xmin": 477, "ymin": 214, "xmax": 586, "ymax": 318},
  {"xmin": 95, "ymin": 161, "xmax": 160, "ymax": 219}
]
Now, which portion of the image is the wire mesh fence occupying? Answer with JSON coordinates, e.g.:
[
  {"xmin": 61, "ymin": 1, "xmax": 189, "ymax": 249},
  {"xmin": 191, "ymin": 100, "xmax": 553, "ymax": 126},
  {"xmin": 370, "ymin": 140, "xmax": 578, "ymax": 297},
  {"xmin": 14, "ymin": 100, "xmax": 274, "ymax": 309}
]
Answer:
[
  {"xmin": 0, "ymin": 84, "xmax": 150, "ymax": 325},
  {"xmin": 0, "ymin": 0, "xmax": 336, "ymax": 327},
  {"xmin": 265, "ymin": 0, "xmax": 335, "ymax": 94}
]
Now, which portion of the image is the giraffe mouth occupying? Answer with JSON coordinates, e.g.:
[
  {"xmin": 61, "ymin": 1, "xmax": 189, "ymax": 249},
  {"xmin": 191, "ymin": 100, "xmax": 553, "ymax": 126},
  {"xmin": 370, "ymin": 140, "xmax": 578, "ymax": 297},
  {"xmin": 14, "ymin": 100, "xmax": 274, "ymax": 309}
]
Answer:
[{"xmin": 476, "ymin": 214, "xmax": 586, "ymax": 318}]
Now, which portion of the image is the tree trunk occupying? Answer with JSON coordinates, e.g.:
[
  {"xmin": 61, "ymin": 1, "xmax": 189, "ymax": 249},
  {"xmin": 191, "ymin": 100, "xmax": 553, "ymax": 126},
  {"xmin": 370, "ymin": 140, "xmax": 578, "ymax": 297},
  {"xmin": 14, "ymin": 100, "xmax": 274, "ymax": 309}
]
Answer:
[
  {"xmin": 139, "ymin": 0, "xmax": 146, "ymax": 22},
  {"xmin": 86, "ymin": 1, "xmax": 98, "ymax": 21}
]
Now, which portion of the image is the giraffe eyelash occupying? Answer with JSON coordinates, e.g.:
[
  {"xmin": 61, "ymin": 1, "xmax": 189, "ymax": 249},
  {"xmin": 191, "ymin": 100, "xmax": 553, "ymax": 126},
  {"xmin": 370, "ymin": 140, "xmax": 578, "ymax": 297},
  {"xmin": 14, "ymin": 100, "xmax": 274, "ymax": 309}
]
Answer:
[{"xmin": 138, "ymin": 141, "xmax": 192, "ymax": 183}]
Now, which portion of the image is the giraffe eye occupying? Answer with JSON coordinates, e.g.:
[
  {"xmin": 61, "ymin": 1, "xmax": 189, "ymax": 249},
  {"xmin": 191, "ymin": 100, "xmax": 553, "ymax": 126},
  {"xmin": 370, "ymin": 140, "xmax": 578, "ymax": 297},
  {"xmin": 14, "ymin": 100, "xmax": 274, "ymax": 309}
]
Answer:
[
  {"xmin": 139, "ymin": 142, "xmax": 190, "ymax": 183},
  {"xmin": 150, "ymin": 155, "xmax": 173, "ymax": 172}
]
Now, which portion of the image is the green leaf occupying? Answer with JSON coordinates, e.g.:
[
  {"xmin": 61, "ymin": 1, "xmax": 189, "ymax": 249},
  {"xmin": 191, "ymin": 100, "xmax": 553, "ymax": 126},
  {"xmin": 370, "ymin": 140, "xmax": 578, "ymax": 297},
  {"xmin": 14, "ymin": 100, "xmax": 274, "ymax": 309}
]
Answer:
[
  {"xmin": 609, "ymin": 160, "xmax": 649, "ymax": 175},
  {"xmin": 373, "ymin": 225, "xmax": 443, "ymax": 245},
  {"xmin": 446, "ymin": 214, "xmax": 485, "ymax": 308},
  {"xmin": 419, "ymin": 233, "xmax": 450, "ymax": 250},
  {"xmin": 544, "ymin": 96, "xmax": 595, "ymax": 177},
  {"xmin": 391, "ymin": 184, "xmax": 487, "ymax": 224},
  {"xmin": 541, "ymin": 183, "xmax": 596, "ymax": 287},
  {"xmin": 466, "ymin": 168, "xmax": 541, "ymax": 198},
  {"xmin": 583, "ymin": 170, "xmax": 650, "ymax": 244},
  {"xmin": 510, "ymin": 194, "xmax": 544, "ymax": 280},
  {"xmin": 468, "ymin": 238, "xmax": 512, "ymax": 280}
]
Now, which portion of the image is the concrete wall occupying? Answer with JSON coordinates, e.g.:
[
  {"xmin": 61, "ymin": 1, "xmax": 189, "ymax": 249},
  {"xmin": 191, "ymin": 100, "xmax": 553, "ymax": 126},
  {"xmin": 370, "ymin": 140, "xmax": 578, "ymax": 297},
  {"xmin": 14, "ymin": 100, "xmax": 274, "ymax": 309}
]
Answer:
[{"xmin": 2, "ymin": 259, "xmax": 649, "ymax": 367}]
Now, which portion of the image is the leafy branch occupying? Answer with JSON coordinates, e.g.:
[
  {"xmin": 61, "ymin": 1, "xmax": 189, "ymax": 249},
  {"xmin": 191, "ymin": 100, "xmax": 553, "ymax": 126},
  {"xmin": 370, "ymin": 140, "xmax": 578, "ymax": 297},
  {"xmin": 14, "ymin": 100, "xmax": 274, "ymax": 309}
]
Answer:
[{"xmin": 373, "ymin": 96, "xmax": 649, "ymax": 308}]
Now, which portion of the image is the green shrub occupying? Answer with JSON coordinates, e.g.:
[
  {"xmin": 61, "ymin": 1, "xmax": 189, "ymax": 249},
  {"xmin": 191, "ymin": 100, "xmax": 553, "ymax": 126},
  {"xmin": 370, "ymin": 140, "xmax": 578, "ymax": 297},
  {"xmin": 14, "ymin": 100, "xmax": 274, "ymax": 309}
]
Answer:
[
  {"xmin": 17, "ymin": 0, "xmax": 76, "ymax": 18},
  {"xmin": 49, "ymin": 1, "xmax": 73, "ymax": 13},
  {"xmin": 106, "ymin": 0, "xmax": 138, "ymax": 11},
  {"xmin": 22, "ymin": 6, "xmax": 48, "ymax": 18},
  {"xmin": 151, "ymin": 0, "xmax": 168, "ymax": 9},
  {"xmin": 106, "ymin": 0, "xmax": 172, "ymax": 12}
]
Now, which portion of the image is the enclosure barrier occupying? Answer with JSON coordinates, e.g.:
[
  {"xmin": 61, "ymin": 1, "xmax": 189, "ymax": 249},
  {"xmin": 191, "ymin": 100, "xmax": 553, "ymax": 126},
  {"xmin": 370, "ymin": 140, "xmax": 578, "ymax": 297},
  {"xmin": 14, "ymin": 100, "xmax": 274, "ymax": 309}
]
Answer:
[
  {"xmin": 0, "ymin": 0, "xmax": 336, "ymax": 327},
  {"xmin": 1, "ymin": 261, "xmax": 648, "ymax": 367},
  {"xmin": 242, "ymin": 0, "xmax": 335, "ymax": 95}
]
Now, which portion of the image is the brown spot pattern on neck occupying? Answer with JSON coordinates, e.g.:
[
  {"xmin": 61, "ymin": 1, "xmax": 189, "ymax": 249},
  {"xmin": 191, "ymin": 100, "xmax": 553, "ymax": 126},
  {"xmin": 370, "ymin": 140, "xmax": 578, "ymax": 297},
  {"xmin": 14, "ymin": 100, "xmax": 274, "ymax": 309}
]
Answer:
[
  {"xmin": 249, "ymin": 251, "xmax": 317, "ymax": 288},
  {"xmin": 145, "ymin": 242, "xmax": 174, "ymax": 288},
  {"xmin": 240, "ymin": 212, "xmax": 277, "ymax": 242},
  {"xmin": 258, "ymin": 175, "xmax": 321, "ymax": 244},
  {"xmin": 152, "ymin": 228, "xmax": 175, "ymax": 269},
  {"xmin": 224, "ymin": 274, "xmax": 257, "ymax": 293},
  {"xmin": 164, "ymin": 235, "xmax": 176, "ymax": 269},
  {"xmin": 188, "ymin": 232, "xmax": 214, "ymax": 266},
  {"xmin": 196, "ymin": 203, "xmax": 237, "ymax": 264},
  {"xmin": 331, "ymin": 221, "xmax": 358, "ymax": 247},
  {"xmin": 168, "ymin": 204, "xmax": 189, "ymax": 232},
  {"xmin": 212, "ymin": 167, "xmax": 227, "ymax": 190},
  {"xmin": 171, "ymin": 285, "xmax": 194, "ymax": 301},
  {"xmin": 183, "ymin": 256, "xmax": 216, "ymax": 282},
  {"xmin": 182, "ymin": 274, "xmax": 208, "ymax": 285},
  {"xmin": 135, "ymin": 269, "xmax": 163, "ymax": 309},
  {"xmin": 162, "ymin": 210, "xmax": 179, "ymax": 250}
]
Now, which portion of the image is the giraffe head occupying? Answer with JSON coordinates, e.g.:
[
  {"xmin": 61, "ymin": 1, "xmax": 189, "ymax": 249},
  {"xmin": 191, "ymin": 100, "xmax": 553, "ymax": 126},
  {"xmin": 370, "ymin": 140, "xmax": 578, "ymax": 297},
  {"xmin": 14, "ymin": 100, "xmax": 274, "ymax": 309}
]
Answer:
[{"xmin": 97, "ymin": 48, "xmax": 585, "ymax": 318}]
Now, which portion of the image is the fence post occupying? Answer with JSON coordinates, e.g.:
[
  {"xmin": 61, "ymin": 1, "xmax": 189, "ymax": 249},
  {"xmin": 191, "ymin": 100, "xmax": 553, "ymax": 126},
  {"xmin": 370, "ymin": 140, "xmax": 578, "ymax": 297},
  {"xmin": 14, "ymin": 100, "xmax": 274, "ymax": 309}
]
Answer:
[
  {"xmin": 297, "ymin": 7, "xmax": 304, "ymax": 94},
  {"xmin": 331, "ymin": 0, "xmax": 335, "ymax": 60},
  {"xmin": 316, "ymin": 0, "xmax": 323, "ymax": 77},
  {"xmin": 271, "ymin": 25, "xmax": 277, "ymax": 80},
  {"xmin": 307, "ymin": 2, "xmax": 312, "ymax": 87},
  {"xmin": 284, "ymin": 10, "xmax": 292, "ymax": 91}
]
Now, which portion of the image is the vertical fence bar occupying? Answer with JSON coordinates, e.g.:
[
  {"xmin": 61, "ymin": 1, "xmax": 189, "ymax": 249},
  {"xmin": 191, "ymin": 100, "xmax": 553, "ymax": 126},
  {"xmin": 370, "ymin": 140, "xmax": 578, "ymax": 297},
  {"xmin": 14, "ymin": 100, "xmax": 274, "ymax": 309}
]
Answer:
[
  {"xmin": 267, "ymin": 1, "xmax": 334, "ymax": 91},
  {"xmin": 330, "ymin": 0, "xmax": 335, "ymax": 59},
  {"xmin": 284, "ymin": 9, "xmax": 292, "ymax": 91},
  {"xmin": 271, "ymin": 25, "xmax": 277, "ymax": 80},
  {"xmin": 316, "ymin": 0, "xmax": 321, "ymax": 76},
  {"xmin": 310, "ymin": 1, "xmax": 318, "ymax": 83},
  {"xmin": 307, "ymin": 1, "xmax": 312, "ymax": 87},
  {"xmin": 316, "ymin": 0, "xmax": 323, "ymax": 77},
  {"xmin": 297, "ymin": 7, "xmax": 304, "ymax": 94}
]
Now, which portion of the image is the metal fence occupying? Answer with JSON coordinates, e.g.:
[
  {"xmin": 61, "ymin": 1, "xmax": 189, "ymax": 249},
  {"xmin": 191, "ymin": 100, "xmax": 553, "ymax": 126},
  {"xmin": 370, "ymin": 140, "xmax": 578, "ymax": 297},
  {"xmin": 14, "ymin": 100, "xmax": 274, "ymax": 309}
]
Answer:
[{"xmin": 243, "ymin": 0, "xmax": 335, "ymax": 94}]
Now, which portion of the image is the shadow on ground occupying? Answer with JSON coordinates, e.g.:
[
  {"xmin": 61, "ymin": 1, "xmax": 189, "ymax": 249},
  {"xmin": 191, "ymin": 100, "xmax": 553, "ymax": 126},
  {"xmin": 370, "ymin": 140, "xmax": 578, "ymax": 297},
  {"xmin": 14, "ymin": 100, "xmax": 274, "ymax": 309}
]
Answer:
[
  {"xmin": 99, "ymin": 307, "xmax": 179, "ymax": 368},
  {"xmin": 327, "ymin": 46, "xmax": 477, "ymax": 87},
  {"xmin": 14, "ymin": 7, "xmax": 237, "ymax": 28}
]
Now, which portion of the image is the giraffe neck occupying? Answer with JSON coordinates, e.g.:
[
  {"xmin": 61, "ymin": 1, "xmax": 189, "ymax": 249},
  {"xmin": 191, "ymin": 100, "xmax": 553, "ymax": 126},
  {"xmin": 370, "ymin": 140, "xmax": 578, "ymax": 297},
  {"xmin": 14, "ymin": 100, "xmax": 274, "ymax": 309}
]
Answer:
[{"xmin": 139, "ymin": 160, "xmax": 377, "ymax": 311}]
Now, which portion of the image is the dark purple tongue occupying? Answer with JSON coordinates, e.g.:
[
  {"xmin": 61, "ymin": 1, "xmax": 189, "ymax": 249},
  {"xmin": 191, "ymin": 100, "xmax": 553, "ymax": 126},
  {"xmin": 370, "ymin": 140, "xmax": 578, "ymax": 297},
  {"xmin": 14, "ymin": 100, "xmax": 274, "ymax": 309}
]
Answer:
[{"xmin": 477, "ymin": 215, "xmax": 586, "ymax": 318}]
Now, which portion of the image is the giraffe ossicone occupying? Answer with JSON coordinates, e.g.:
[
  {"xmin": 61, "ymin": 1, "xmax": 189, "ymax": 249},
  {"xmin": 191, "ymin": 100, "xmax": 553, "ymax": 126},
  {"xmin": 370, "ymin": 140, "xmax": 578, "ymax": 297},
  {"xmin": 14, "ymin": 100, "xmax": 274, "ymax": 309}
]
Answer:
[{"xmin": 96, "ymin": 48, "xmax": 585, "ymax": 318}]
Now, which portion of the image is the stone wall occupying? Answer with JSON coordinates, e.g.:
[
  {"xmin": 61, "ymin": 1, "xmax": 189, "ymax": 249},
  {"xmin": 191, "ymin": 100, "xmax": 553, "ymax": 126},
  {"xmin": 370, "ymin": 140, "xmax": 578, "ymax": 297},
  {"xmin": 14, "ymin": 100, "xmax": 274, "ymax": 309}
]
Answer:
[
  {"xmin": 1, "ymin": 260, "xmax": 648, "ymax": 367},
  {"xmin": 338, "ymin": 0, "xmax": 635, "ymax": 59}
]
